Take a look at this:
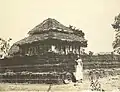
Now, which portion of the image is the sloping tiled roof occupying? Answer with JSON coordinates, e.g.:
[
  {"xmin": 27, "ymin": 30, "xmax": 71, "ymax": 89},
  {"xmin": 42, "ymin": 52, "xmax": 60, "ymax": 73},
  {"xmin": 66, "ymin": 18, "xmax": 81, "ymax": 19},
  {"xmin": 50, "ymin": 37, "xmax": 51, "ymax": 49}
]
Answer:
[
  {"xmin": 14, "ymin": 32, "xmax": 87, "ymax": 45},
  {"xmin": 28, "ymin": 18, "xmax": 73, "ymax": 35}
]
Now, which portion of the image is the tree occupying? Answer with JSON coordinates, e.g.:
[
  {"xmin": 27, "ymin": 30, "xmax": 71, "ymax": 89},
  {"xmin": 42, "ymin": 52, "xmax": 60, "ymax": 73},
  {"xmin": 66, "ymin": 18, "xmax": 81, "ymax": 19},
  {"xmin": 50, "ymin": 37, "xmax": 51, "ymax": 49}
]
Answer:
[
  {"xmin": 0, "ymin": 38, "xmax": 12, "ymax": 59},
  {"xmin": 88, "ymin": 51, "xmax": 94, "ymax": 62},
  {"xmin": 112, "ymin": 13, "xmax": 120, "ymax": 54},
  {"xmin": 89, "ymin": 51, "xmax": 94, "ymax": 56}
]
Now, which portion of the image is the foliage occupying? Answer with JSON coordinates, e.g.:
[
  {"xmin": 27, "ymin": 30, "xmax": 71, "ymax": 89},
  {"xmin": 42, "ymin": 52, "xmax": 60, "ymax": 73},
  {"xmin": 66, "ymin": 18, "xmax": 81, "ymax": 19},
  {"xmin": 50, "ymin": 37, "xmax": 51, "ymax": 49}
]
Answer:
[
  {"xmin": 0, "ymin": 38, "xmax": 12, "ymax": 59},
  {"xmin": 112, "ymin": 13, "xmax": 120, "ymax": 54},
  {"xmin": 89, "ymin": 51, "xmax": 94, "ymax": 56},
  {"xmin": 112, "ymin": 13, "xmax": 120, "ymax": 31},
  {"xmin": 69, "ymin": 25, "xmax": 85, "ymax": 37}
]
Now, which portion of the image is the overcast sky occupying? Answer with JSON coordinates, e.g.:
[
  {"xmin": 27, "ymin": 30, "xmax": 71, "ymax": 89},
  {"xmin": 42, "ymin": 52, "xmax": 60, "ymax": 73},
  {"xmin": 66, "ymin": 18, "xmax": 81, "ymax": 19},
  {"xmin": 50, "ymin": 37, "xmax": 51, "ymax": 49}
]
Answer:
[{"xmin": 0, "ymin": 0, "xmax": 120, "ymax": 53}]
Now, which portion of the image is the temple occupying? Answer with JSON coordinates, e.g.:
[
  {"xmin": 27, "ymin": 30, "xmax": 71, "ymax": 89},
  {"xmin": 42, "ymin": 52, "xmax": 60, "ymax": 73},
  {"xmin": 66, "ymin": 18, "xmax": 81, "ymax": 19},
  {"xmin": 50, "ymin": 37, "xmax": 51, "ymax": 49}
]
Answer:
[
  {"xmin": 0, "ymin": 18, "xmax": 87, "ymax": 83},
  {"xmin": 9, "ymin": 18, "xmax": 87, "ymax": 57}
]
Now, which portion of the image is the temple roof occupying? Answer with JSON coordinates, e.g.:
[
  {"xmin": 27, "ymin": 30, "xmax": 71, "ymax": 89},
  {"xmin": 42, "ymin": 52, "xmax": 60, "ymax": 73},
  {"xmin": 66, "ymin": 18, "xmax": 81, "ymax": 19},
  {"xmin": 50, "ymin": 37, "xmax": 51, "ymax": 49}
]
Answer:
[
  {"xmin": 14, "ymin": 18, "xmax": 87, "ymax": 45},
  {"xmin": 14, "ymin": 32, "xmax": 87, "ymax": 45},
  {"xmin": 28, "ymin": 18, "xmax": 73, "ymax": 35}
]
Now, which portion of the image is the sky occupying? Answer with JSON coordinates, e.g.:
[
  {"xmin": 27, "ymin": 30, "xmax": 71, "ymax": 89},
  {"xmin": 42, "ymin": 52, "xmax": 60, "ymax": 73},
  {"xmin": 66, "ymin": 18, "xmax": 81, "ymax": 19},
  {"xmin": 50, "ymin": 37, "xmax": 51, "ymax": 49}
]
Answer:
[{"xmin": 0, "ymin": 0, "xmax": 120, "ymax": 53}]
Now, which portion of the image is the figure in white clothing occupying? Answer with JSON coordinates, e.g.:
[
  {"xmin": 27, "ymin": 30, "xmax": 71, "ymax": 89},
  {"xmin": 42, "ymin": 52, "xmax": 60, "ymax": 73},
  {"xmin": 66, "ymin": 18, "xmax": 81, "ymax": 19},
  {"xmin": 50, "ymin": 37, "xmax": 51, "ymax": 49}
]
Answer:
[{"xmin": 75, "ymin": 58, "xmax": 83, "ymax": 83}]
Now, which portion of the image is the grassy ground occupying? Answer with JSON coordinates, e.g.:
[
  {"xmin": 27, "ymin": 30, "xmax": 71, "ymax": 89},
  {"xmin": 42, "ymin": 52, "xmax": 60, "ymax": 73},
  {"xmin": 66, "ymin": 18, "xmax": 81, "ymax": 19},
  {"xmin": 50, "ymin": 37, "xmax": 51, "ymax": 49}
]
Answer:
[{"xmin": 0, "ymin": 69, "xmax": 120, "ymax": 92}]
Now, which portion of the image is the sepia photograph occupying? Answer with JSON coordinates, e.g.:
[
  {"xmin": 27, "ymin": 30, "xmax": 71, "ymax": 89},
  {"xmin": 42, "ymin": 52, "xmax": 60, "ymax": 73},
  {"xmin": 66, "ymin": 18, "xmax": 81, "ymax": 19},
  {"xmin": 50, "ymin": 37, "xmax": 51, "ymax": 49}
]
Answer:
[{"xmin": 0, "ymin": 0, "xmax": 120, "ymax": 91}]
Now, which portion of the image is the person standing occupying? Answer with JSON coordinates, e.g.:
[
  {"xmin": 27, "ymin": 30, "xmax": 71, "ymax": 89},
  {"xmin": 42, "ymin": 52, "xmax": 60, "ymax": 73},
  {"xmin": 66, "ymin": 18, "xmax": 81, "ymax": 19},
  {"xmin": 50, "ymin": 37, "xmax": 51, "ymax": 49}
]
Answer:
[{"xmin": 75, "ymin": 58, "xmax": 83, "ymax": 83}]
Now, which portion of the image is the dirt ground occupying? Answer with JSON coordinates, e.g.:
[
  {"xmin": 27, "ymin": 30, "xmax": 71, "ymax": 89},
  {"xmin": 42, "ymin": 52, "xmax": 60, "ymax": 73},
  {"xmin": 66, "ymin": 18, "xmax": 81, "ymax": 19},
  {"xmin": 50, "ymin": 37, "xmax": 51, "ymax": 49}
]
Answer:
[{"xmin": 0, "ymin": 69, "xmax": 120, "ymax": 92}]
